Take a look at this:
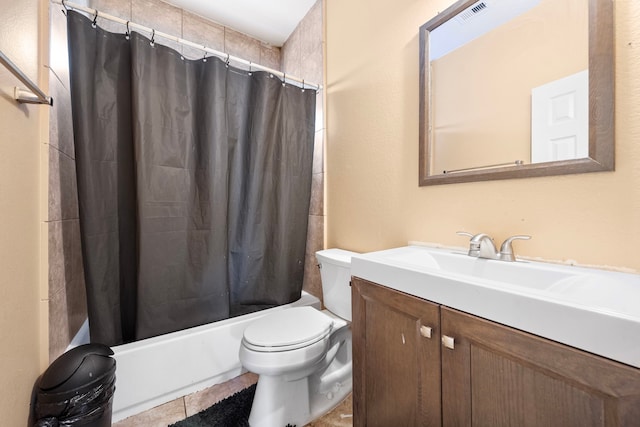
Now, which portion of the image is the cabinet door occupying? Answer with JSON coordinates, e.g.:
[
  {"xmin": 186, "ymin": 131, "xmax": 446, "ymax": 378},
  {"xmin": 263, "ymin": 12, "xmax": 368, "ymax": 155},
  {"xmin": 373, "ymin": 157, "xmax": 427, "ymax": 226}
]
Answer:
[
  {"xmin": 352, "ymin": 277, "xmax": 441, "ymax": 427},
  {"xmin": 441, "ymin": 307, "xmax": 640, "ymax": 427}
]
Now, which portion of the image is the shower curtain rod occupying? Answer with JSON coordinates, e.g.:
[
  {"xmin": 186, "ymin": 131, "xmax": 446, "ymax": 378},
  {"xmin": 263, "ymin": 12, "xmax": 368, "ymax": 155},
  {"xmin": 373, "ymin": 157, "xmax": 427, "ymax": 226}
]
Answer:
[{"xmin": 51, "ymin": 0, "xmax": 322, "ymax": 91}]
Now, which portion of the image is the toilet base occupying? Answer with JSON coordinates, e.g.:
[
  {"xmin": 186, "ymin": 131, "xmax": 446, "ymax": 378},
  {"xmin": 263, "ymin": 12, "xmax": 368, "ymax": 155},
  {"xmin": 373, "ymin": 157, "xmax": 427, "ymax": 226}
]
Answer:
[
  {"xmin": 248, "ymin": 375, "xmax": 310, "ymax": 427},
  {"xmin": 247, "ymin": 325, "xmax": 352, "ymax": 427},
  {"xmin": 247, "ymin": 373, "xmax": 352, "ymax": 427}
]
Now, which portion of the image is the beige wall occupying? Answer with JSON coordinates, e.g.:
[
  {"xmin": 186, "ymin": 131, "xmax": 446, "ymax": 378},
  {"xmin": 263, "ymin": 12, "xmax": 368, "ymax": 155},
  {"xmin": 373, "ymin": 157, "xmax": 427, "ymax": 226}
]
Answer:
[
  {"xmin": 326, "ymin": 0, "xmax": 640, "ymax": 272},
  {"xmin": 0, "ymin": 0, "xmax": 48, "ymax": 424}
]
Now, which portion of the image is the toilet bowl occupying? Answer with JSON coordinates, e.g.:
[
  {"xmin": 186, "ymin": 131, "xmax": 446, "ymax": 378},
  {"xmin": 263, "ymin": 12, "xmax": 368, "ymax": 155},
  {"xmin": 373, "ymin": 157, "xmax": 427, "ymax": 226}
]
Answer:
[{"xmin": 239, "ymin": 248, "xmax": 357, "ymax": 427}]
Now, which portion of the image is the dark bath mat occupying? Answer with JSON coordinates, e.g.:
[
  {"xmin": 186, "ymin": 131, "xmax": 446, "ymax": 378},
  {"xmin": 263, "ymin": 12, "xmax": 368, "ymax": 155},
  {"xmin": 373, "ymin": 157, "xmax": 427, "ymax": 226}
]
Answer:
[{"xmin": 169, "ymin": 384, "xmax": 257, "ymax": 427}]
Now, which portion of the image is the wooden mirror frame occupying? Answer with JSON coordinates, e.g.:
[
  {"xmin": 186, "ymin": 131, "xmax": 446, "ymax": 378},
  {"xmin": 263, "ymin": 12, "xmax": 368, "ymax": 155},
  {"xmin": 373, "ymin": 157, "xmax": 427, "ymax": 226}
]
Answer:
[{"xmin": 418, "ymin": 0, "xmax": 614, "ymax": 186}]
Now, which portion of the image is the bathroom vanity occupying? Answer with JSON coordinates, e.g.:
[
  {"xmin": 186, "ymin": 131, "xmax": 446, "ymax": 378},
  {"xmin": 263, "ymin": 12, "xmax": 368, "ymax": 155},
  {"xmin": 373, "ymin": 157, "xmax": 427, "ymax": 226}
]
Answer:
[{"xmin": 350, "ymin": 246, "xmax": 640, "ymax": 426}]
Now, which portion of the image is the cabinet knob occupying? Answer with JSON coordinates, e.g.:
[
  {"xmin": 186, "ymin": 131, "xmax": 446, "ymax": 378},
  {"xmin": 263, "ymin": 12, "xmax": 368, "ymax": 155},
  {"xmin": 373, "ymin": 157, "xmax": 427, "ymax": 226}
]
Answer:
[
  {"xmin": 441, "ymin": 335, "xmax": 455, "ymax": 350},
  {"xmin": 420, "ymin": 325, "xmax": 432, "ymax": 339}
]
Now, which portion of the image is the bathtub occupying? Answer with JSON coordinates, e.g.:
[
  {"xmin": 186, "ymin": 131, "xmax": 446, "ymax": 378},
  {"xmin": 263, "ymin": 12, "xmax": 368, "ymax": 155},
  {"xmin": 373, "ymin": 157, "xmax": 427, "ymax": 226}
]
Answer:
[{"xmin": 69, "ymin": 291, "xmax": 320, "ymax": 422}]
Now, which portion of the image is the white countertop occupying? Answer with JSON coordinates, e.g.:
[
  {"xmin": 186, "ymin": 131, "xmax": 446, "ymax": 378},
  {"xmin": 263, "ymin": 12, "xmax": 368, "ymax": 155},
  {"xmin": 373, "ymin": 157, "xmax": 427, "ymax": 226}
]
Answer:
[{"xmin": 351, "ymin": 245, "xmax": 640, "ymax": 369}]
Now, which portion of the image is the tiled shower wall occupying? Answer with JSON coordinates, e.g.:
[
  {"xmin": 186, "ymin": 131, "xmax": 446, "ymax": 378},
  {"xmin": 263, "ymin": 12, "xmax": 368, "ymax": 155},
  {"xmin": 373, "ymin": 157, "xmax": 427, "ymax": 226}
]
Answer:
[
  {"xmin": 48, "ymin": 0, "xmax": 325, "ymax": 361},
  {"xmin": 282, "ymin": 0, "xmax": 326, "ymax": 305}
]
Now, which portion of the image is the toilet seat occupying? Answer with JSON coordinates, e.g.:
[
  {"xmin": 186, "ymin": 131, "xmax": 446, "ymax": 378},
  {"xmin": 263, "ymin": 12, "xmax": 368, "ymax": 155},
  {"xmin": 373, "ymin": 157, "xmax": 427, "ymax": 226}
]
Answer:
[{"xmin": 243, "ymin": 307, "xmax": 333, "ymax": 352}]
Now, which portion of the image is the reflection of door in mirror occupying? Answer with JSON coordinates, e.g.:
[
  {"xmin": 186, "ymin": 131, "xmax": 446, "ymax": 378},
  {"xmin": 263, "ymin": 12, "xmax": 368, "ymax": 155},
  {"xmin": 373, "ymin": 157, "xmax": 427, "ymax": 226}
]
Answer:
[
  {"xmin": 531, "ymin": 70, "xmax": 588, "ymax": 163},
  {"xmin": 429, "ymin": 0, "xmax": 588, "ymax": 175}
]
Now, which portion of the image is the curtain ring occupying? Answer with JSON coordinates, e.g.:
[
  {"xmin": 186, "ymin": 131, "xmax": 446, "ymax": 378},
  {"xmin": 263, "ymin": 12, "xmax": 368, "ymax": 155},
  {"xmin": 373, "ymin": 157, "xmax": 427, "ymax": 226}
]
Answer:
[
  {"xmin": 225, "ymin": 53, "xmax": 230, "ymax": 67},
  {"xmin": 203, "ymin": 50, "xmax": 208, "ymax": 62},
  {"xmin": 91, "ymin": 10, "xmax": 98, "ymax": 28},
  {"xmin": 282, "ymin": 73, "xmax": 286, "ymax": 87},
  {"xmin": 248, "ymin": 61, "xmax": 252, "ymax": 76},
  {"xmin": 150, "ymin": 29, "xmax": 155, "ymax": 46},
  {"xmin": 125, "ymin": 21, "xmax": 130, "ymax": 40},
  {"xmin": 301, "ymin": 79, "xmax": 306, "ymax": 92}
]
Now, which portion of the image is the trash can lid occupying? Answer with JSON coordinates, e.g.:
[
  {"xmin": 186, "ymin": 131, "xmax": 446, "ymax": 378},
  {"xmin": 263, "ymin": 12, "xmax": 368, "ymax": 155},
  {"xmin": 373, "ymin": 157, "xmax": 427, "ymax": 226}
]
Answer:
[{"xmin": 39, "ymin": 343, "xmax": 115, "ymax": 392}]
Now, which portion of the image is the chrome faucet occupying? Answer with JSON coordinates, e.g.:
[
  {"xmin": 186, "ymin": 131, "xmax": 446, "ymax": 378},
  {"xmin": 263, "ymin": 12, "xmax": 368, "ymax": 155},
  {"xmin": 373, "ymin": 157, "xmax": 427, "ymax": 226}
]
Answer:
[{"xmin": 457, "ymin": 231, "xmax": 531, "ymax": 262}]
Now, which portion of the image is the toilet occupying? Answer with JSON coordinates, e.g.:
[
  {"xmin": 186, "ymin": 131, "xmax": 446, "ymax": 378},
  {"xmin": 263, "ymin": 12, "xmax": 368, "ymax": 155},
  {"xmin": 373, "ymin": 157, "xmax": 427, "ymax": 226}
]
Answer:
[{"xmin": 239, "ymin": 248, "xmax": 356, "ymax": 427}]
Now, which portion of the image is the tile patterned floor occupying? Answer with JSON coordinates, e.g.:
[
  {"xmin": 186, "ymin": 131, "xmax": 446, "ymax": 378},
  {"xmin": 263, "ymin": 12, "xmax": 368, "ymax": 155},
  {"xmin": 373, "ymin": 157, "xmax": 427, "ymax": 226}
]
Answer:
[
  {"xmin": 112, "ymin": 373, "xmax": 259, "ymax": 427},
  {"xmin": 307, "ymin": 393, "xmax": 353, "ymax": 427},
  {"xmin": 112, "ymin": 373, "xmax": 353, "ymax": 427}
]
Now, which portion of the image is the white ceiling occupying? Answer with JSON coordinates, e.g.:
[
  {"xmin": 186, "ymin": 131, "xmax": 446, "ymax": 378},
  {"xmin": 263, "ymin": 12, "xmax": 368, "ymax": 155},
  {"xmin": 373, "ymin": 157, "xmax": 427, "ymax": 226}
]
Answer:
[{"xmin": 163, "ymin": 0, "xmax": 317, "ymax": 46}]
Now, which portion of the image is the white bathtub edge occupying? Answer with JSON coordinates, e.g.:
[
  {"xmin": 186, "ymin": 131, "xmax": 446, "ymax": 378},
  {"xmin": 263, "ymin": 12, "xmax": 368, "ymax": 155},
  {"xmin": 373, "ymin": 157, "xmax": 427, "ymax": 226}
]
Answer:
[{"xmin": 109, "ymin": 291, "xmax": 320, "ymax": 422}]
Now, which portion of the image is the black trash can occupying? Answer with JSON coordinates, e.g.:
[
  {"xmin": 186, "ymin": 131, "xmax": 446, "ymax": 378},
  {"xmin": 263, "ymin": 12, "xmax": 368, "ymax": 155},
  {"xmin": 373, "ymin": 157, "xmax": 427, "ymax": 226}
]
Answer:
[{"xmin": 33, "ymin": 343, "xmax": 116, "ymax": 427}]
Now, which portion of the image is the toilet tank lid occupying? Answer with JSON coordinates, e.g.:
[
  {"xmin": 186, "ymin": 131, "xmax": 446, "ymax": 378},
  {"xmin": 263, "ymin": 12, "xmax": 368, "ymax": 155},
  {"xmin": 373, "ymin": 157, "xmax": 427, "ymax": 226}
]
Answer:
[{"xmin": 316, "ymin": 248, "xmax": 359, "ymax": 267}]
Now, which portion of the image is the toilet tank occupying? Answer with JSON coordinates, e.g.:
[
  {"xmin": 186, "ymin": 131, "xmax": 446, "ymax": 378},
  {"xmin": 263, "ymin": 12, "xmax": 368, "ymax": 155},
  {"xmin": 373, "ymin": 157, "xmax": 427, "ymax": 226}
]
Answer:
[{"xmin": 315, "ymin": 249, "xmax": 358, "ymax": 321}]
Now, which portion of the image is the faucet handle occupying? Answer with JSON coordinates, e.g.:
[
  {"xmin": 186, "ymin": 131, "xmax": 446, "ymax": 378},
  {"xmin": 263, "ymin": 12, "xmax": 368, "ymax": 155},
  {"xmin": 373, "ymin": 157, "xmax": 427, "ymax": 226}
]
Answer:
[
  {"xmin": 456, "ymin": 231, "xmax": 476, "ymax": 256},
  {"xmin": 457, "ymin": 231, "xmax": 492, "ymax": 257},
  {"xmin": 499, "ymin": 235, "xmax": 531, "ymax": 262},
  {"xmin": 456, "ymin": 231, "xmax": 474, "ymax": 239}
]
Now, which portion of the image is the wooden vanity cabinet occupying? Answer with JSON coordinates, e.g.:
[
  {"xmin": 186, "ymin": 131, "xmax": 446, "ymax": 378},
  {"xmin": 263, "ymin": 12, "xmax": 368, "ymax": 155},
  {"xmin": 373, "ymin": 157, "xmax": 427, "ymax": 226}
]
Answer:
[
  {"xmin": 352, "ymin": 277, "xmax": 640, "ymax": 427},
  {"xmin": 352, "ymin": 277, "xmax": 442, "ymax": 427},
  {"xmin": 441, "ymin": 306, "xmax": 640, "ymax": 426}
]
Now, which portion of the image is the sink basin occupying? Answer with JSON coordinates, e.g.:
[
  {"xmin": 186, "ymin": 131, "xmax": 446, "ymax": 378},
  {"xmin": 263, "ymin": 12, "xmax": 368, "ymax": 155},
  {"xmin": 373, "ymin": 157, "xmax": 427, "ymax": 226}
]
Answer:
[
  {"xmin": 380, "ymin": 246, "xmax": 582, "ymax": 291},
  {"xmin": 351, "ymin": 245, "xmax": 640, "ymax": 368}
]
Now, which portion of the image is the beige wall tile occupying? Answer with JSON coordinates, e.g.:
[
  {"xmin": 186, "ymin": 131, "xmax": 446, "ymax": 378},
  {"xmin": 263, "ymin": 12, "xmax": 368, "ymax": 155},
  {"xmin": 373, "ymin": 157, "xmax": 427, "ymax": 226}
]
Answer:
[
  {"xmin": 48, "ymin": 1, "xmax": 86, "ymax": 359},
  {"xmin": 48, "ymin": 219, "xmax": 87, "ymax": 362},
  {"xmin": 48, "ymin": 220, "xmax": 72, "ymax": 298},
  {"xmin": 303, "ymin": 214, "xmax": 324, "ymax": 300},
  {"xmin": 313, "ymin": 129, "xmax": 324, "ymax": 174},
  {"xmin": 131, "ymin": 0, "xmax": 183, "ymax": 53},
  {"xmin": 260, "ymin": 43, "xmax": 281, "ymax": 71},
  {"xmin": 302, "ymin": 46, "xmax": 323, "ymax": 87},
  {"xmin": 310, "ymin": 173, "xmax": 324, "ymax": 216},
  {"xmin": 48, "ymin": 146, "xmax": 78, "ymax": 222},
  {"xmin": 89, "ymin": 0, "xmax": 132, "ymax": 33},
  {"xmin": 49, "ymin": 7, "xmax": 75, "ymax": 158},
  {"xmin": 225, "ymin": 28, "xmax": 261, "ymax": 65},
  {"xmin": 316, "ymin": 95, "xmax": 324, "ymax": 132},
  {"xmin": 182, "ymin": 11, "xmax": 225, "ymax": 60},
  {"xmin": 301, "ymin": 0, "xmax": 323, "ymax": 59},
  {"xmin": 90, "ymin": 0, "xmax": 131, "ymax": 19},
  {"xmin": 68, "ymin": 220, "xmax": 87, "ymax": 331},
  {"xmin": 49, "ymin": 286, "xmax": 69, "ymax": 362},
  {"xmin": 49, "ymin": 76, "xmax": 75, "ymax": 157},
  {"xmin": 306, "ymin": 215, "xmax": 325, "ymax": 258},
  {"xmin": 303, "ymin": 249, "xmax": 323, "ymax": 303},
  {"xmin": 281, "ymin": 26, "xmax": 302, "ymax": 76},
  {"xmin": 288, "ymin": 0, "xmax": 325, "ymax": 297}
]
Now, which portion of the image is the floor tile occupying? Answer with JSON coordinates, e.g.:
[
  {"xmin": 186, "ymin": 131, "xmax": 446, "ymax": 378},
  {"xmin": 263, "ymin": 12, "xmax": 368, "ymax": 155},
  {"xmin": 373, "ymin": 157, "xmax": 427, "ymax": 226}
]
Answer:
[{"xmin": 112, "ymin": 398, "xmax": 185, "ymax": 427}]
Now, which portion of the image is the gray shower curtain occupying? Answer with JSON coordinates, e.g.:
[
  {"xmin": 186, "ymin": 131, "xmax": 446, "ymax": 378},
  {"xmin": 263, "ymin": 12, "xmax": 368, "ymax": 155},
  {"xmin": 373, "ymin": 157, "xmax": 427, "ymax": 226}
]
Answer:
[{"xmin": 67, "ymin": 11, "xmax": 316, "ymax": 345}]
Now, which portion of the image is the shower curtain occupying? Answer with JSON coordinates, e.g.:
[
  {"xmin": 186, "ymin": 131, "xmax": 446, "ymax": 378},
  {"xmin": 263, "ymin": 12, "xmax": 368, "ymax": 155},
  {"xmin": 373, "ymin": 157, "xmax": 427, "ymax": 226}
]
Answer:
[{"xmin": 66, "ymin": 11, "xmax": 316, "ymax": 346}]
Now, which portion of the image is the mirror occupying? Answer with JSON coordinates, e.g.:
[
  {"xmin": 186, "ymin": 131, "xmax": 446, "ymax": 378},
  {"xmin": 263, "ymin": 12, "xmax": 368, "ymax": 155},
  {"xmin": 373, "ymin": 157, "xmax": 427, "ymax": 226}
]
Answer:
[{"xmin": 419, "ymin": 0, "xmax": 614, "ymax": 186}]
